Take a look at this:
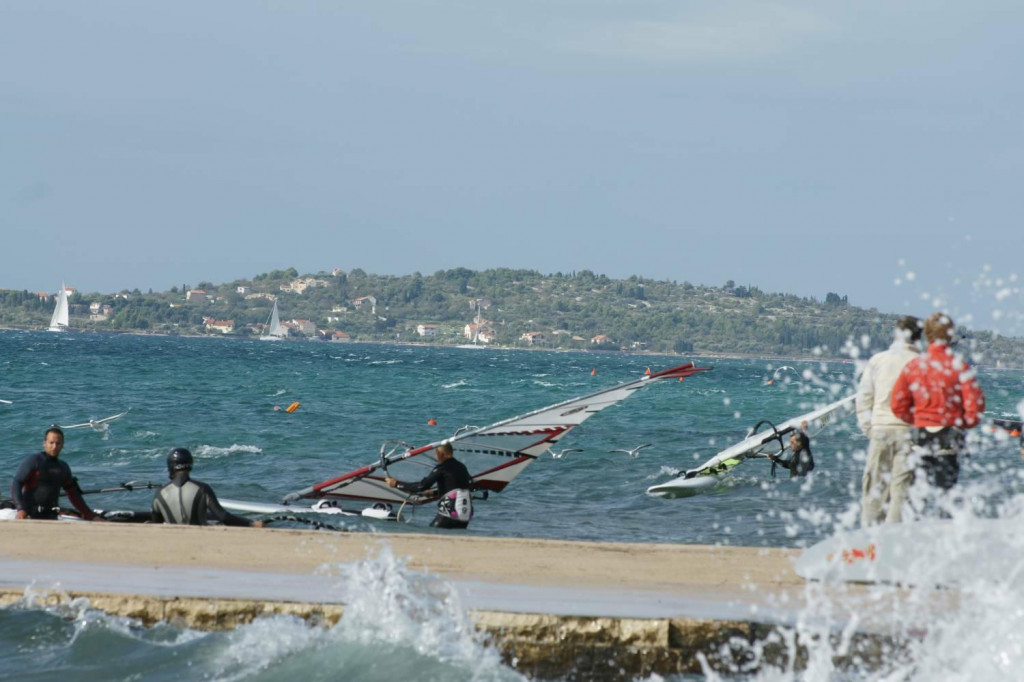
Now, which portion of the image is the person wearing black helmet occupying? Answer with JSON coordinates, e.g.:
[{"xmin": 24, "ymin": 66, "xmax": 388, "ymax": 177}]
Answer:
[{"xmin": 151, "ymin": 448, "xmax": 263, "ymax": 527}]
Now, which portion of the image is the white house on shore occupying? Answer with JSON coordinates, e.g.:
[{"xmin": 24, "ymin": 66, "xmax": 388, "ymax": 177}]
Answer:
[
  {"xmin": 417, "ymin": 323, "xmax": 439, "ymax": 338},
  {"xmin": 203, "ymin": 317, "xmax": 234, "ymax": 334},
  {"xmin": 520, "ymin": 331, "xmax": 547, "ymax": 346},
  {"xmin": 89, "ymin": 302, "xmax": 114, "ymax": 322},
  {"xmin": 353, "ymin": 296, "xmax": 378, "ymax": 314},
  {"xmin": 464, "ymin": 322, "xmax": 496, "ymax": 344}
]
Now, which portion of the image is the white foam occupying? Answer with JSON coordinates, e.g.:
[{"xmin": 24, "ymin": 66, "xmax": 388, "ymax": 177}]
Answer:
[
  {"xmin": 193, "ymin": 443, "xmax": 263, "ymax": 458},
  {"xmin": 329, "ymin": 545, "xmax": 523, "ymax": 678}
]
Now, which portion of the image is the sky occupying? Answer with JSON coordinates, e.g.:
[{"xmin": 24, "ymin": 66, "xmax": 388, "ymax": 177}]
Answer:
[{"xmin": 2, "ymin": 2, "xmax": 1022, "ymax": 334}]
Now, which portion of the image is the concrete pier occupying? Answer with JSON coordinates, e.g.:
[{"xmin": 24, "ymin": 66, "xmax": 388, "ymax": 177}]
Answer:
[{"xmin": 0, "ymin": 523, "xmax": 931, "ymax": 678}]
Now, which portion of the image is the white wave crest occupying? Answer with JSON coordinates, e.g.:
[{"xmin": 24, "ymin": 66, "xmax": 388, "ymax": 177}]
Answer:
[
  {"xmin": 647, "ymin": 465, "xmax": 681, "ymax": 480},
  {"xmin": 209, "ymin": 616, "xmax": 325, "ymax": 682},
  {"xmin": 192, "ymin": 444, "xmax": 263, "ymax": 458},
  {"xmin": 330, "ymin": 545, "xmax": 523, "ymax": 678}
]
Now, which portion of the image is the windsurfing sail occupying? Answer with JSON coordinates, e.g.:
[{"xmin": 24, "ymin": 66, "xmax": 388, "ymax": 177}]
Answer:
[
  {"xmin": 647, "ymin": 394, "xmax": 855, "ymax": 498},
  {"xmin": 282, "ymin": 363, "xmax": 711, "ymax": 506},
  {"xmin": 58, "ymin": 408, "xmax": 131, "ymax": 431},
  {"xmin": 47, "ymin": 282, "xmax": 70, "ymax": 332},
  {"xmin": 766, "ymin": 365, "xmax": 797, "ymax": 385},
  {"xmin": 260, "ymin": 300, "xmax": 286, "ymax": 341}
]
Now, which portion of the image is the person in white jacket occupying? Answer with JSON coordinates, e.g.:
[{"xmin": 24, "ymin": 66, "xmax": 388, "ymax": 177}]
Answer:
[{"xmin": 856, "ymin": 316, "xmax": 921, "ymax": 525}]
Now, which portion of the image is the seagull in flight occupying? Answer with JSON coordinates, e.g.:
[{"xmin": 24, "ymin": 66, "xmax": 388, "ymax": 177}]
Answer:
[
  {"xmin": 609, "ymin": 443, "xmax": 653, "ymax": 459},
  {"xmin": 57, "ymin": 408, "xmax": 131, "ymax": 432},
  {"xmin": 549, "ymin": 448, "xmax": 583, "ymax": 459}
]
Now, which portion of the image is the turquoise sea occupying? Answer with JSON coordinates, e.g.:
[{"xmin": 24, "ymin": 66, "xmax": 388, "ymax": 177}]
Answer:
[{"xmin": 2, "ymin": 330, "xmax": 1023, "ymax": 680}]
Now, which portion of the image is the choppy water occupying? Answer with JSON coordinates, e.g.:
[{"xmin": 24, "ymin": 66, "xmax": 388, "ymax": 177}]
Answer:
[{"xmin": 2, "ymin": 330, "xmax": 1023, "ymax": 680}]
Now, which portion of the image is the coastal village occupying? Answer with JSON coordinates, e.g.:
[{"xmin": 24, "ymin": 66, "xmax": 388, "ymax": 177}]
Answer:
[
  {"xmin": 29, "ymin": 278, "xmax": 622, "ymax": 348},
  {"xmin": 5, "ymin": 267, "xmax": 1024, "ymax": 366},
  {"xmin": 9, "ymin": 269, "xmax": 689, "ymax": 352}
]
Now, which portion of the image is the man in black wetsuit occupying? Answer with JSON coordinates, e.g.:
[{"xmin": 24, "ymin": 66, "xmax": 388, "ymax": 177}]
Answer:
[
  {"xmin": 769, "ymin": 430, "xmax": 815, "ymax": 478},
  {"xmin": 151, "ymin": 448, "xmax": 263, "ymax": 527},
  {"xmin": 11, "ymin": 427, "xmax": 104, "ymax": 521},
  {"xmin": 385, "ymin": 442, "xmax": 473, "ymax": 529}
]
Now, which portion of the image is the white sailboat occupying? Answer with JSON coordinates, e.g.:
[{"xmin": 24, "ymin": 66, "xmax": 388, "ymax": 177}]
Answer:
[
  {"xmin": 47, "ymin": 283, "xmax": 70, "ymax": 332},
  {"xmin": 259, "ymin": 299, "xmax": 286, "ymax": 341}
]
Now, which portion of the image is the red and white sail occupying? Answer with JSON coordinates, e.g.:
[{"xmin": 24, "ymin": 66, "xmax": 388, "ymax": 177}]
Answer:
[{"xmin": 283, "ymin": 363, "xmax": 711, "ymax": 506}]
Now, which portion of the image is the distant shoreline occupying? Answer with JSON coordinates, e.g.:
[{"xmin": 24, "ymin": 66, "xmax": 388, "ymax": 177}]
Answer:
[
  {"xmin": 0, "ymin": 323, "xmax": 865, "ymax": 367},
  {"xmin": 3, "ymin": 325, "xmax": 1021, "ymax": 370}
]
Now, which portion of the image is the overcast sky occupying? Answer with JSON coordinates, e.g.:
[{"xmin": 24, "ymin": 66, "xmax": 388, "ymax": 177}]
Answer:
[{"xmin": 2, "ymin": 2, "xmax": 1021, "ymax": 334}]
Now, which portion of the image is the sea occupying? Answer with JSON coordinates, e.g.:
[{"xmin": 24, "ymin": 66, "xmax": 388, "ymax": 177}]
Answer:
[{"xmin": 1, "ymin": 330, "xmax": 1023, "ymax": 680}]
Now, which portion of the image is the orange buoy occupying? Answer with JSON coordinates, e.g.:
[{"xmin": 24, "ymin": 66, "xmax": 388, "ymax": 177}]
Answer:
[
  {"xmin": 285, "ymin": 402, "xmax": 301, "ymax": 413},
  {"xmin": 1013, "ymin": 430, "xmax": 1022, "ymax": 437},
  {"xmin": 767, "ymin": 380, "xmax": 774, "ymax": 386},
  {"xmin": 428, "ymin": 418, "xmax": 437, "ymax": 426},
  {"xmin": 644, "ymin": 367, "xmax": 651, "ymax": 376},
  {"xmin": 591, "ymin": 368, "xmax": 596, "ymax": 376}
]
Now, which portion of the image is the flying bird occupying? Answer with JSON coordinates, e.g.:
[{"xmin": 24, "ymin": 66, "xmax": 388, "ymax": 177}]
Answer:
[
  {"xmin": 609, "ymin": 444, "xmax": 653, "ymax": 459},
  {"xmin": 549, "ymin": 448, "xmax": 583, "ymax": 459},
  {"xmin": 57, "ymin": 408, "xmax": 131, "ymax": 432}
]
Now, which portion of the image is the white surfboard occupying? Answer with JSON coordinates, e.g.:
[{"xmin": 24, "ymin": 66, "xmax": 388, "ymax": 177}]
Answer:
[
  {"xmin": 794, "ymin": 518, "xmax": 1024, "ymax": 587},
  {"xmin": 0, "ymin": 509, "xmax": 84, "ymax": 522},
  {"xmin": 646, "ymin": 473, "xmax": 720, "ymax": 498},
  {"xmin": 220, "ymin": 498, "xmax": 400, "ymax": 520},
  {"xmin": 220, "ymin": 498, "xmax": 300, "ymax": 515}
]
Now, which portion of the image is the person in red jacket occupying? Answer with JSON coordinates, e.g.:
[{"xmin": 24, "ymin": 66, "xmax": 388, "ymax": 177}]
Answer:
[{"xmin": 889, "ymin": 312, "xmax": 985, "ymax": 516}]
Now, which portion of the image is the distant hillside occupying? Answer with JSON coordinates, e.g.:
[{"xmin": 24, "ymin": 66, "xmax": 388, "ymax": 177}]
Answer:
[{"xmin": 2, "ymin": 267, "xmax": 1022, "ymax": 366}]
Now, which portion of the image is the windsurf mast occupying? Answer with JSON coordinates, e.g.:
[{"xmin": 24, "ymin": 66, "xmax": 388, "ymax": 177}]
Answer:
[{"xmin": 283, "ymin": 362, "xmax": 711, "ymax": 504}]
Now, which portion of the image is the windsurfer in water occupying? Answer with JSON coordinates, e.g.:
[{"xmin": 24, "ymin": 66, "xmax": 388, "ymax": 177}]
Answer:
[
  {"xmin": 151, "ymin": 448, "xmax": 263, "ymax": 527},
  {"xmin": 996, "ymin": 419, "xmax": 1024, "ymax": 459},
  {"xmin": 10, "ymin": 427, "xmax": 105, "ymax": 521},
  {"xmin": 385, "ymin": 442, "xmax": 474, "ymax": 529},
  {"xmin": 768, "ymin": 431, "xmax": 815, "ymax": 477}
]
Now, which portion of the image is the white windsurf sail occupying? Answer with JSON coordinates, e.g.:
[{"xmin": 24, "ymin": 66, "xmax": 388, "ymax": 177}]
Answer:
[
  {"xmin": 58, "ymin": 408, "xmax": 131, "ymax": 431},
  {"xmin": 647, "ymin": 393, "xmax": 855, "ymax": 498},
  {"xmin": 283, "ymin": 363, "xmax": 711, "ymax": 506},
  {"xmin": 47, "ymin": 282, "xmax": 70, "ymax": 332}
]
